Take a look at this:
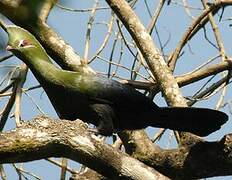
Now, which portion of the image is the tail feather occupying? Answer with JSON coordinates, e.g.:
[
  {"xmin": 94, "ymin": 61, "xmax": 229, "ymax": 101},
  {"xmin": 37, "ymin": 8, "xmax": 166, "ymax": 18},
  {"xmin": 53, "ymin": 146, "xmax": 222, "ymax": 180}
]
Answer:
[{"xmin": 149, "ymin": 107, "xmax": 228, "ymax": 137}]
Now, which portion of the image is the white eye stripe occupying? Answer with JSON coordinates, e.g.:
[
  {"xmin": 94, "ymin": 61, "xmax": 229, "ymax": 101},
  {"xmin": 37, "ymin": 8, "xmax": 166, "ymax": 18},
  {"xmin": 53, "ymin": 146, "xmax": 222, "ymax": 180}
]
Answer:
[
  {"xmin": 18, "ymin": 39, "xmax": 25, "ymax": 47},
  {"xmin": 18, "ymin": 39, "xmax": 34, "ymax": 48}
]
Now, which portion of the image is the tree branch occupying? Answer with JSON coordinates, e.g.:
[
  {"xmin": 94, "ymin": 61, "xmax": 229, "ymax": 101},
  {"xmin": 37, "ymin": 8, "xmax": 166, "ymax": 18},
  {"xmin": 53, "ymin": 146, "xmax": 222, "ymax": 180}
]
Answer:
[
  {"xmin": 105, "ymin": 0, "xmax": 201, "ymax": 148},
  {"xmin": 105, "ymin": 0, "xmax": 186, "ymax": 107},
  {"xmin": 122, "ymin": 60, "xmax": 232, "ymax": 93},
  {"xmin": 0, "ymin": 116, "xmax": 168, "ymax": 180},
  {"xmin": 168, "ymin": 0, "xmax": 232, "ymax": 71},
  {"xmin": 139, "ymin": 133, "xmax": 232, "ymax": 179},
  {"xmin": 0, "ymin": 116, "xmax": 231, "ymax": 179}
]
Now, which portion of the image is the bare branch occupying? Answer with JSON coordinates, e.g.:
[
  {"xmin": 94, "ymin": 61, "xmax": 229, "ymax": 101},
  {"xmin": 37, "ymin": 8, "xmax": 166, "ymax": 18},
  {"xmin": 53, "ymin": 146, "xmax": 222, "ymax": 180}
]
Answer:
[
  {"xmin": 0, "ymin": 116, "xmax": 231, "ymax": 179},
  {"xmin": 105, "ymin": 0, "xmax": 187, "ymax": 107},
  {"xmin": 168, "ymin": 0, "xmax": 232, "ymax": 71},
  {"xmin": 0, "ymin": 116, "xmax": 168, "ymax": 180}
]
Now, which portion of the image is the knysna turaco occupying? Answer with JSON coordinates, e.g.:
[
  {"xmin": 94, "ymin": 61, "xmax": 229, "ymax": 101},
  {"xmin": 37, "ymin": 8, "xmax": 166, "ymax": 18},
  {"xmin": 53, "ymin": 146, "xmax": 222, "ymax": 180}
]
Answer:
[{"xmin": 0, "ymin": 23, "xmax": 228, "ymax": 136}]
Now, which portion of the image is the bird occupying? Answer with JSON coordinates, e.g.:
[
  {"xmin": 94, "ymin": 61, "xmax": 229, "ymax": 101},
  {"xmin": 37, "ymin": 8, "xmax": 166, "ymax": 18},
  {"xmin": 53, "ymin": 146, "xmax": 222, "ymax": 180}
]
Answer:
[{"xmin": 1, "ymin": 24, "xmax": 228, "ymax": 136}]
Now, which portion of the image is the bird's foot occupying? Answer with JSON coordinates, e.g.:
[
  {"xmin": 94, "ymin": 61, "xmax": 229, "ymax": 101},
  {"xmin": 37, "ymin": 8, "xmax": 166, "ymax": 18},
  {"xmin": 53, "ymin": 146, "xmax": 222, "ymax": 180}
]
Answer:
[
  {"xmin": 87, "ymin": 127, "xmax": 107, "ymax": 141},
  {"xmin": 88, "ymin": 127, "xmax": 113, "ymax": 137},
  {"xmin": 88, "ymin": 127, "xmax": 100, "ymax": 135}
]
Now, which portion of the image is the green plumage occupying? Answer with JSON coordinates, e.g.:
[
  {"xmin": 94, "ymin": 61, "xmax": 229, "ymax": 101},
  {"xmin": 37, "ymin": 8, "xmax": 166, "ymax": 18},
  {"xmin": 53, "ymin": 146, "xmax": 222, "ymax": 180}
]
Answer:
[{"xmin": 2, "ymin": 25, "xmax": 228, "ymax": 136}]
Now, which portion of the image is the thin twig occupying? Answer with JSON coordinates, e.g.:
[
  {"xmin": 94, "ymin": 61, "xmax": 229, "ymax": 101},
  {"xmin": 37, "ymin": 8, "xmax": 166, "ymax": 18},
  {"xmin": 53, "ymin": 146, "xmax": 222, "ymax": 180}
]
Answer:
[
  {"xmin": 168, "ymin": 2, "xmax": 222, "ymax": 71},
  {"xmin": 46, "ymin": 158, "xmax": 77, "ymax": 174},
  {"xmin": 0, "ymin": 165, "xmax": 6, "ymax": 180},
  {"xmin": 96, "ymin": 56, "xmax": 151, "ymax": 81},
  {"xmin": 131, "ymin": 0, "xmax": 165, "ymax": 80},
  {"xmin": 187, "ymin": 76, "xmax": 229, "ymax": 106},
  {"xmin": 89, "ymin": 13, "xmax": 114, "ymax": 63},
  {"xmin": 83, "ymin": 1, "xmax": 99, "ymax": 64},
  {"xmin": 0, "ymin": 54, "xmax": 13, "ymax": 63},
  {"xmin": 14, "ymin": 64, "xmax": 28, "ymax": 127},
  {"xmin": 112, "ymin": 35, "xmax": 124, "ymax": 77},
  {"xmin": 60, "ymin": 158, "xmax": 67, "ymax": 180},
  {"xmin": 23, "ymin": 92, "xmax": 46, "ymax": 115},
  {"xmin": 12, "ymin": 164, "xmax": 41, "ymax": 180},
  {"xmin": 152, "ymin": 128, "xmax": 166, "ymax": 143},
  {"xmin": 56, "ymin": 3, "xmax": 109, "ymax": 12},
  {"xmin": 182, "ymin": 0, "xmax": 196, "ymax": 20},
  {"xmin": 202, "ymin": 0, "xmax": 228, "ymax": 110},
  {"xmin": 0, "ymin": 89, "xmax": 16, "ymax": 131}
]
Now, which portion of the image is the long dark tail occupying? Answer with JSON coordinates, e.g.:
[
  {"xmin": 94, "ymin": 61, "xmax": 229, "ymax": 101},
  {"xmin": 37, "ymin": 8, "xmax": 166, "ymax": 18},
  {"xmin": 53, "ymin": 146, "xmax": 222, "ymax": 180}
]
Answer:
[{"xmin": 148, "ymin": 107, "xmax": 228, "ymax": 137}]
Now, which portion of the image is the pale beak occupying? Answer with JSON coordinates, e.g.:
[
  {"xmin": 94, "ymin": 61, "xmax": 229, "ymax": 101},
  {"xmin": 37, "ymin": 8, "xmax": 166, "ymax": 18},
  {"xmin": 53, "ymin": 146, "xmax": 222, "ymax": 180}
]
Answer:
[{"xmin": 6, "ymin": 45, "xmax": 13, "ymax": 51}]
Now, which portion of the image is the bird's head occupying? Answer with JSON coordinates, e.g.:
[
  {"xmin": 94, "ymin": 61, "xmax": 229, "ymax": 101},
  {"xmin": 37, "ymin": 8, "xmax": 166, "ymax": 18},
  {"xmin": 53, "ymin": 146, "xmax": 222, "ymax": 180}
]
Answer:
[
  {"xmin": 0, "ymin": 20, "xmax": 49, "ymax": 64},
  {"xmin": 5, "ymin": 26, "xmax": 49, "ymax": 62},
  {"xmin": 6, "ymin": 27, "xmax": 37, "ymax": 52}
]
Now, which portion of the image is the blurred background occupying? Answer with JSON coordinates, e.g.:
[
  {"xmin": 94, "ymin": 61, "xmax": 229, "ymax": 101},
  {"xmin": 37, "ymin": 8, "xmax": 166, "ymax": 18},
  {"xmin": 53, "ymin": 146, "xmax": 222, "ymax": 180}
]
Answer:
[{"xmin": 0, "ymin": 0, "xmax": 232, "ymax": 179}]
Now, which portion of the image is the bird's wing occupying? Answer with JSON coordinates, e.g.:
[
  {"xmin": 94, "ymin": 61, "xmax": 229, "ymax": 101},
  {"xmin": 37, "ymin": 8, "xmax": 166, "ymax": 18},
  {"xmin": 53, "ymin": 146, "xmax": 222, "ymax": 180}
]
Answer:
[{"xmin": 78, "ymin": 74, "xmax": 156, "ymax": 109}]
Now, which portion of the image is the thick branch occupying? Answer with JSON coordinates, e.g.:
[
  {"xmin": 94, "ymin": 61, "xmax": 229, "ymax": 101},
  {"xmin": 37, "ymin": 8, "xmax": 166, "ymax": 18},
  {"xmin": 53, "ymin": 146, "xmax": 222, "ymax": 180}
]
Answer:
[
  {"xmin": 0, "ymin": 2, "xmax": 164, "ymax": 179},
  {"xmin": 0, "ymin": 116, "xmax": 168, "ymax": 180},
  {"xmin": 0, "ymin": 116, "xmax": 232, "ymax": 179},
  {"xmin": 0, "ymin": 0, "xmax": 94, "ymax": 74},
  {"xmin": 139, "ymin": 134, "xmax": 232, "ymax": 179},
  {"xmin": 105, "ymin": 0, "xmax": 186, "ymax": 107},
  {"xmin": 119, "ymin": 130, "xmax": 232, "ymax": 179}
]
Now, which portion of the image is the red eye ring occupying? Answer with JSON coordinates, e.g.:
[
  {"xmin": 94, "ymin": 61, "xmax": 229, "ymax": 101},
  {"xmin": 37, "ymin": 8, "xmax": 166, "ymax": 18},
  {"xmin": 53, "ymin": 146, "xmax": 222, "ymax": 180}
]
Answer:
[{"xmin": 19, "ymin": 39, "xmax": 31, "ymax": 47}]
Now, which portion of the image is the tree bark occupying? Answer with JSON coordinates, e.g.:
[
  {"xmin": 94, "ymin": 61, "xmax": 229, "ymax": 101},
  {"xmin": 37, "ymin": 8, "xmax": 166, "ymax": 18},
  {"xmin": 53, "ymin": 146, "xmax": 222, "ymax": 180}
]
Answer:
[
  {"xmin": 0, "ymin": 116, "xmax": 168, "ymax": 180},
  {"xmin": 0, "ymin": 116, "xmax": 231, "ymax": 179}
]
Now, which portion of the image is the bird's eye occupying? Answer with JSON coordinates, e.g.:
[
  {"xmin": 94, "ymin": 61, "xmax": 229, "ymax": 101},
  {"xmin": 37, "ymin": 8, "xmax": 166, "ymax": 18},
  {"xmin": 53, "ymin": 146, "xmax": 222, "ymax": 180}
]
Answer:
[{"xmin": 18, "ymin": 39, "xmax": 31, "ymax": 47}]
